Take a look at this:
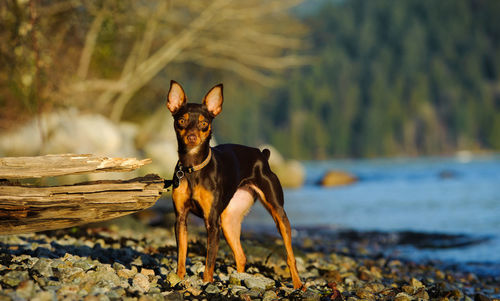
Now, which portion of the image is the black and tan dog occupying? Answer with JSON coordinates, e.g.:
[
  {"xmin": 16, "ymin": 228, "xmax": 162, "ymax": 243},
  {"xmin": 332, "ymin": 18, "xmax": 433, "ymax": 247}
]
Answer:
[{"xmin": 166, "ymin": 81, "xmax": 302, "ymax": 289}]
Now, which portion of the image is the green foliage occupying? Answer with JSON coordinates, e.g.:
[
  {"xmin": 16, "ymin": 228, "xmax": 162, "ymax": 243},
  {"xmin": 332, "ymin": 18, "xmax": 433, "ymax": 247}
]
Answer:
[{"xmin": 248, "ymin": 0, "xmax": 500, "ymax": 159}]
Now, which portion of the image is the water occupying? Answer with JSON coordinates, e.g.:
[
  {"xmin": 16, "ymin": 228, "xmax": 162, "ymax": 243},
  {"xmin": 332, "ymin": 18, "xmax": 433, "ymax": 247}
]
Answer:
[{"xmin": 244, "ymin": 154, "xmax": 500, "ymax": 274}]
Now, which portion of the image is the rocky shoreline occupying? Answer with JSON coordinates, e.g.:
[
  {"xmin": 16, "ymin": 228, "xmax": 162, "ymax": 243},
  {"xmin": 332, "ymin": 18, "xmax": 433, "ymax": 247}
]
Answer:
[{"xmin": 1, "ymin": 216, "xmax": 499, "ymax": 300}]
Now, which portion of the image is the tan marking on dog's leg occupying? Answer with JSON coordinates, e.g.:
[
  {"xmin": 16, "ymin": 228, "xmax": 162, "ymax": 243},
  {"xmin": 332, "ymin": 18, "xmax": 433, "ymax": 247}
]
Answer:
[{"xmin": 192, "ymin": 185, "xmax": 220, "ymax": 283}]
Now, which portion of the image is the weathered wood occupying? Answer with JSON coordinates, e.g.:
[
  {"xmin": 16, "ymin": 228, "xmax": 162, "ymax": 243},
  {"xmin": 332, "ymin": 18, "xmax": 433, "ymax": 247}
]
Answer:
[
  {"xmin": 0, "ymin": 174, "xmax": 164, "ymax": 235},
  {"xmin": 0, "ymin": 154, "xmax": 152, "ymax": 179}
]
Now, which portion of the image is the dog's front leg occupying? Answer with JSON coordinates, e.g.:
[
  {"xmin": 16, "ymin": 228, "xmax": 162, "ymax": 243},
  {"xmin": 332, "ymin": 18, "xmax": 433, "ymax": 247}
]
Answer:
[
  {"xmin": 175, "ymin": 211, "xmax": 189, "ymax": 279},
  {"xmin": 172, "ymin": 180, "xmax": 190, "ymax": 279},
  {"xmin": 203, "ymin": 215, "xmax": 220, "ymax": 282}
]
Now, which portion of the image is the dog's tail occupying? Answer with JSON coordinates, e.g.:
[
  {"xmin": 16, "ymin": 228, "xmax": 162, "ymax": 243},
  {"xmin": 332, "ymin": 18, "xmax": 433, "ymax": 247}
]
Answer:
[{"xmin": 261, "ymin": 148, "xmax": 271, "ymax": 161}]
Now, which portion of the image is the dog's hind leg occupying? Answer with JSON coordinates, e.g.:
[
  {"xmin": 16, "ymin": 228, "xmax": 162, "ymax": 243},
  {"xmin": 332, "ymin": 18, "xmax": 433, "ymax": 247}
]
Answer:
[{"xmin": 250, "ymin": 172, "xmax": 303, "ymax": 290}]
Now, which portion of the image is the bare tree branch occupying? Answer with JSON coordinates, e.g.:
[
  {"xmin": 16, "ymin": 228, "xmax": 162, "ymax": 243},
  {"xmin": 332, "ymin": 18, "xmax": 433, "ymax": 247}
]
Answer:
[
  {"xmin": 109, "ymin": 0, "xmax": 234, "ymax": 121},
  {"xmin": 9, "ymin": 0, "xmax": 307, "ymax": 122},
  {"xmin": 77, "ymin": 10, "xmax": 105, "ymax": 79},
  {"xmin": 179, "ymin": 53, "xmax": 281, "ymax": 87}
]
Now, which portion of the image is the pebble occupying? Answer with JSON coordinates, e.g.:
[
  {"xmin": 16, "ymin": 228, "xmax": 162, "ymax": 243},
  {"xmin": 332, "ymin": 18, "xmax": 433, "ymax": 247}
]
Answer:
[
  {"xmin": 132, "ymin": 273, "xmax": 150, "ymax": 292},
  {"xmin": 243, "ymin": 274, "xmax": 275, "ymax": 291},
  {"xmin": 262, "ymin": 290, "xmax": 279, "ymax": 301},
  {"xmin": 410, "ymin": 277, "xmax": 424, "ymax": 288},
  {"xmin": 0, "ymin": 223, "xmax": 497, "ymax": 300},
  {"xmin": 3, "ymin": 271, "xmax": 29, "ymax": 287},
  {"xmin": 356, "ymin": 288, "xmax": 375, "ymax": 300},
  {"xmin": 302, "ymin": 288, "xmax": 322, "ymax": 301},
  {"xmin": 117, "ymin": 268, "xmax": 136, "ymax": 279},
  {"xmin": 205, "ymin": 283, "xmax": 221, "ymax": 294},
  {"xmin": 395, "ymin": 292, "xmax": 414, "ymax": 301},
  {"xmin": 32, "ymin": 258, "xmax": 54, "ymax": 278},
  {"xmin": 167, "ymin": 272, "xmax": 182, "ymax": 287},
  {"xmin": 229, "ymin": 284, "xmax": 248, "ymax": 296}
]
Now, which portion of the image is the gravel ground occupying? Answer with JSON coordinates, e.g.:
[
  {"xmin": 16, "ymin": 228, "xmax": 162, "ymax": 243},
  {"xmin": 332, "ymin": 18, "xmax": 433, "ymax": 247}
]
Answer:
[{"xmin": 0, "ymin": 214, "xmax": 499, "ymax": 301}]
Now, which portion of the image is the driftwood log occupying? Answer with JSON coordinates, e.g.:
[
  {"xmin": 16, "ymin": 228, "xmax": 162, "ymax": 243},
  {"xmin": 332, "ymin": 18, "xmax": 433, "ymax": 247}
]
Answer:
[
  {"xmin": 0, "ymin": 154, "xmax": 165, "ymax": 235},
  {"xmin": 0, "ymin": 174, "xmax": 164, "ymax": 235},
  {"xmin": 0, "ymin": 154, "xmax": 152, "ymax": 179}
]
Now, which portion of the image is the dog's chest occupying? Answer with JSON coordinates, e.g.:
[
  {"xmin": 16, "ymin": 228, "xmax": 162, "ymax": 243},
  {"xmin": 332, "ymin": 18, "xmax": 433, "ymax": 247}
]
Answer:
[{"xmin": 173, "ymin": 178, "xmax": 214, "ymax": 220}]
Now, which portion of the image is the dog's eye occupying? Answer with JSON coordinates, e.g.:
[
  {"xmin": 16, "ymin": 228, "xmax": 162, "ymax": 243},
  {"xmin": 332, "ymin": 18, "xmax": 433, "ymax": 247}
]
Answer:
[
  {"xmin": 178, "ymin": 118, "xmax": 186, "ymax": 127},
  {"xmin": 199, "ymin": 121, "xmax": 208, "ymax": 129}
]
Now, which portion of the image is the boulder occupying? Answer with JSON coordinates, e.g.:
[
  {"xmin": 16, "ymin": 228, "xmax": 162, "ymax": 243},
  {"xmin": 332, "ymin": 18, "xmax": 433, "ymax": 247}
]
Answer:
[
  {"xmin": 142, "ymin": 140, "xmax": 178, "ymax": 179},
  {"xmin": 0, "ymin": 108, "xmax": 138, "ymax": 156},
  {"xmin": 319, "ymin": 170, "xmax": 357, "ymax": 187},
  {"xmin": 139, "ymin": 109, "xmax": 180, "ymax": 179}
]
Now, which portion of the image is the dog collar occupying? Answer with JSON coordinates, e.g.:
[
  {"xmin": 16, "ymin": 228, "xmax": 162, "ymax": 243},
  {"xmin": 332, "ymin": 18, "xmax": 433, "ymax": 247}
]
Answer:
[{"xmin": 175, "ymin": 148, "xmax": 212, "ymax": 180}]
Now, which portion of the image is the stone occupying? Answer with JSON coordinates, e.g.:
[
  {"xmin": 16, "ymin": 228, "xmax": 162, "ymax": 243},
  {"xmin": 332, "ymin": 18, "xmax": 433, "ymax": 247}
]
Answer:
[
  {"xmin": 0, "ymin": 108, "xmax": 125, "ymax": 157},
  {"xmin": 230, "ymin": 285, "xmax": 248, "ymax": 296},
  {"xmin": 15, "ymin": 279, "xmax": 36, "ymax": 299},
  {"xmin": 263, "ymin": 290, "xmax": 279, "ymax": 301},
  {"xmin": 205, "ymin": 283, "xmax": 221, "ymax": 294},
  {"xmin": 394, "ymin": 292, "xmax": 412, "ymax": 301},
  {"xmin": 302, "ymin": 288, "xmax": 322, "ymax": 301},
  {"xmin": 141, "ymin": 268, "xmax": 155, "ymax": 277},
  {"xmin": 229, "ymin": 272, "xmax": 248, "ymax": 286},
  {"xmin": 240, "ymin": 288, "xmax": 262, "ymax": 299},
  {"xmin": 105, "ymin": 290, "xmax": 123, "ymax": 299},
  {"xmin": 410, "ymin": 277, "xmax": 424, "ymax": 289},
  {"xmin": 113, "ymin": 262, "xmax": 126, "ymax": 271},
  {"xmin": 167, "ymin": 272, "xmax": 182, "ymax": 287},
  {"xmin": 74, "ymin": 259, "xmax": 95, "ymax": 271},
  {"xmin": 58, "ymin": 267, "xmax": 85, "ymax": 283},
  {"xmin": 356, "ymin": 288, "xmax": 375, "ymax": 300},
  {"xmin": 402, "ymin": 285, "xmax": 416, "ymax": 294},
  {"xmin": 164, "ymin": 291, "xmax": 184, "ymax": 301},
  {"xmin": 30, "ymin": 290, "xmax": 56, "ymax": 301},
  {"xmin": 320, "ymin": 170, "xmax": 358, "ymax": 187},
  {"xmin": 3, "ymin": 270, "xmax": 29, "ymax": 287},
  {"xmin": 57, "ymin": 285, "xmax": 81, "ymax": 296},
  {"xmin": 133, "ymin": 273, "xmax": 151, "ymax": 293},
  {"xmin": 189, "ymin": 261, "xmax": 205, "ymax": 275},
  {"xmin": 364, "ymin": 282, "xmax": 385, "ymax": 293},
  {"xmin": 143, "ymin": 140, "xmax": 178, "ymax": 179},
  {"xmin": 184, "ymin": 275, "xmax": 203, "ymax": 296},
  {"xmin": 414, "ymin": 288, "xmax": 429, "ymax": 299},
  {"xmin": 435, "ymin": 270, "xmax": 445, "ymax": 279},
  {"xmin": 449, "ymin": 289, "xmax": 463, "ymax": 299},
  {"xmin": 117, "ymin": 268, "xmax": 137, "ymax": 279},
  {"xmin": 32, "ymin": 258, "xmax": 54, "ymax": 278},
  {"xmin": 94, "ymin": 268, "xmax": 122, "ymax": 287},
  {"xmin": 243, "ymin": 275, "xmax": 275, "ymax": 291}
]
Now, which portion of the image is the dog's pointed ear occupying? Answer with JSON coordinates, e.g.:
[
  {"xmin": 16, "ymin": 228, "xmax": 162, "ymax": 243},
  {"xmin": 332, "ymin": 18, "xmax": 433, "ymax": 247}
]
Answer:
[
  {"xmin": 167, "ymin": 80, "xmax": 187, "ymax": 114},
  {"xmin": 202, "ymin": 84, "xmax": 223, "ymax": 117}
]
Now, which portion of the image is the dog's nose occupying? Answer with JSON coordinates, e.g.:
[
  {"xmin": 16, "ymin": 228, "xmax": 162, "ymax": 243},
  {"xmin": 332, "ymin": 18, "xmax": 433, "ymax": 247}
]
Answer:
[{"xmin": 187, "ymin": 134, "xmax": 197, "ymax": 143}]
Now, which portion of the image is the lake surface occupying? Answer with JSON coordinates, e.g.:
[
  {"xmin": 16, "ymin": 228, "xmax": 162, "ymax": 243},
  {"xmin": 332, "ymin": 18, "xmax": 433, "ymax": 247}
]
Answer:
[{"xmin": 244, "ymin": 154, "xmax": 500, "ymax": 275}]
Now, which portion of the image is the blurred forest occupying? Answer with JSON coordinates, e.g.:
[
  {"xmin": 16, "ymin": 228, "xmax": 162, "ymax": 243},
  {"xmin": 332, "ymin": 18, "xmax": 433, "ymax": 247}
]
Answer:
[
  {"xmin": 268, "ymin": 0, "xmax": 500, "ymax": 158},
  {"xmin": 1, "ymin": 0, "xmax": 499, "ymax": 160}
]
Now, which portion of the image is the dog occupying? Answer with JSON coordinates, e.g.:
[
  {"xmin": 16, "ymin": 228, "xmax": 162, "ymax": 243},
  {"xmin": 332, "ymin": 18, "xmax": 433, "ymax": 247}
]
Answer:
[{"xmin": 166, "ymin": 80, "xmax": 302, "ymax": 289}]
